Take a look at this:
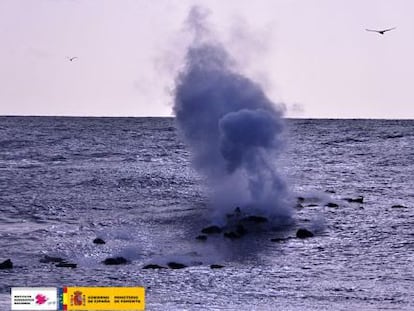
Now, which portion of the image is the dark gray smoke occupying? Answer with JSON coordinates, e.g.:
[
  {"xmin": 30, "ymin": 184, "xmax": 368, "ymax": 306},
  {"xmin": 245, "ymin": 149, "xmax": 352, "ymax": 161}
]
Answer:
[{"xmin": 174, "ymin": 7, "xmax": 292, "ymax": 224}]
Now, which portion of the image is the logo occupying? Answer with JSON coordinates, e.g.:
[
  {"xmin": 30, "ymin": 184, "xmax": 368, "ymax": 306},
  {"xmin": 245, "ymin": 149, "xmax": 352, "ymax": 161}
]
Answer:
[
  {"xmin": 73, "ymin": 291, "xmax": 83, "ymax": 306},
  {"xmin": 11, "ymin": 287, "xmax": 58, "ymax": 310},
  {"xmin": 35, "ymin": 294, "xmax": 48, "ymax": 305},
  {"xmin": 63, "ymin": 287, "xmax": 145, "ymax": 310}
]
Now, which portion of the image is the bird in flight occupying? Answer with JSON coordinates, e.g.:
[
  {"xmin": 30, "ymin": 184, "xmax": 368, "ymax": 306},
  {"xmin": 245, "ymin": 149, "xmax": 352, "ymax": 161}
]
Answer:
[
  {"xmin": 68, "ymin": 56, "xmax": 78, "ymax": 62},
  {"xmin": 365, "ymin": 27, "xmax": 396, "ymax": 35}
]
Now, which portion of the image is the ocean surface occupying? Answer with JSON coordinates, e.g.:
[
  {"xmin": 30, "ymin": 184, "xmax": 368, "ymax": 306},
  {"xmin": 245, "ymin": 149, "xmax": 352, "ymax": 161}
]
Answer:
[{"xmin": 0, "ymin": 117, "xmax": 413, "ymax": 310}]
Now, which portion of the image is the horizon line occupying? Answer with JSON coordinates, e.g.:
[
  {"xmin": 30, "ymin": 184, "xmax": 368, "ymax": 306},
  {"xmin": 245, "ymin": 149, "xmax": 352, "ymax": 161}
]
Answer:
[{"xmin": 1, "ymin": 114, "xmax": 413, "ymax": 121}]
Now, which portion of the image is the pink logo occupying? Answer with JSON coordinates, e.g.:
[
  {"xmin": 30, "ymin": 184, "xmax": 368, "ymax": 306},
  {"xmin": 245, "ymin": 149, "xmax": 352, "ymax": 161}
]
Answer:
[{"xmin": 35, "ymin": 294, "xmax": 48, "ymax": 305}]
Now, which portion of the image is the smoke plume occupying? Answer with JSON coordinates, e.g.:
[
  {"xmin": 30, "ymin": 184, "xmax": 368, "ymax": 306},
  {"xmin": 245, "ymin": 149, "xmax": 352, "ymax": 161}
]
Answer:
[{"xmin": 174, "ymin": 7, "xmax": 292, "ymax": 224}]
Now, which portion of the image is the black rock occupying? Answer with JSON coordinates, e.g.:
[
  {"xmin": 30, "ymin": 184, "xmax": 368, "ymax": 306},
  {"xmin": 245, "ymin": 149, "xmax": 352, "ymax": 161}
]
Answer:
[
  {"xmin": 167, "ymin": 262, "xmax": 187, "ymax": 269},
  {"xmin": 103, "ymin": 257, "xmax": 128, "ymax": 265},
  {"xmin": 93, "ymin": 238, "xmax": 106, "ymax": 244},
  {"xmin": 296, "ymin": 228, "xmax": 314, "ymax": 239},
  {"xmin": 143, "ymin": 264, "xmax": 166, "ymax": 269},
  {"xmin": 326, "ymin": 202, "xmax": 339, "ymax": 208},
  {"xmin": 201, "ymin": 225, "xmax": 222, "ymax": 234},
  {"xmin": 297, "ymin": 197, "xmax": 305, "ymax": 203},
  {"xmin": 391, "ymin": 204, "xmax": 408, "ymax": 209},
  {"xmin": 210, "ymin": 264, "xmax": 224, "ymax": 269},
  {"xmin": 0, "ymin": 259, "xmax": 13, "ymax": 269},
  {"xmin": 241, "ymin": 215, "xmax": 268, "ymax": 223},
  {"xmin": 196, "ymin": 235, "xmax": 207, "ymax": 241},
  {"xmin": 344, "ymin": 196, "xmax": 364, "ymax": 203},
  {"xmin": 295, "ymin": 203, "xmax": 304, "ymax": 209},
  {"xmin": 55, "ymin": 262, "xmax": 77, "ymax": 268},
  {"xmin": 39, "ymin": 255, "xmax": 65, "ymax": 263}
]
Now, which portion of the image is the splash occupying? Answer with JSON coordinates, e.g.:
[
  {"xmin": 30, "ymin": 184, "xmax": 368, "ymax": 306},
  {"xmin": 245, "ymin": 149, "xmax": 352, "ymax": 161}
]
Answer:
[{"xmin": 174, "ymin": 7, "xmax": 292, "ymax": 224}]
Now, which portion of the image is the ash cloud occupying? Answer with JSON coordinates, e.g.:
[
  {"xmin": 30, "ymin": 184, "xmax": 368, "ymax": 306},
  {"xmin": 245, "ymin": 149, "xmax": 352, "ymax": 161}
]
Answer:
[{"xmin": 174, "ymin": 6, "xmax": 292, "ymax": 224}]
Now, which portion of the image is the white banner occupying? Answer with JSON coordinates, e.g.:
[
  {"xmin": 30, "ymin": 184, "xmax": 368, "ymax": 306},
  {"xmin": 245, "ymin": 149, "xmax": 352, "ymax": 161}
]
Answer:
[{"xmin": 11, "ymin": 287, "xmax": 58, "ymax": 311}]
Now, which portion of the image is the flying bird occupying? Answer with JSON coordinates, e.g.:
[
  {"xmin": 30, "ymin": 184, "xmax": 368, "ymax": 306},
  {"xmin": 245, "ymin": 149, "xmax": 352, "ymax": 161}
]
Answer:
[
  {"xmin": 365, "ymin": 27, "xmax": 396, "ymax": 35},
  {"xmin": 68, "ymin": 56, "xmax": 78, "ymax": 62}
]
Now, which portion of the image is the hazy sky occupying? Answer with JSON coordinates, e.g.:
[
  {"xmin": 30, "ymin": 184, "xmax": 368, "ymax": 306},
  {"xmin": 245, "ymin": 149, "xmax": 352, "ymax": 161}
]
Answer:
[{"xmin": 1, "ymin": 0, "xmax": 413, "ymax": 118}]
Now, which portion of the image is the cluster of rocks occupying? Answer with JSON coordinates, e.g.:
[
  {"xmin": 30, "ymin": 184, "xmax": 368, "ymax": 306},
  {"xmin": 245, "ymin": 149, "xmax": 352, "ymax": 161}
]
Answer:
[
  {"xmin": 296, "ymin": 194, "xmax": 365, "ymax": 209},
  {"xmin": 35, "ymin": 237, "xmax": 128, "ymax": 269},
  {"xmin": 197, "ymin": 207, "xmax": 270, "ymax": 241},
  {"xmin": 142, "ymin": 262, "xmax": 224, "ymax": 270}
]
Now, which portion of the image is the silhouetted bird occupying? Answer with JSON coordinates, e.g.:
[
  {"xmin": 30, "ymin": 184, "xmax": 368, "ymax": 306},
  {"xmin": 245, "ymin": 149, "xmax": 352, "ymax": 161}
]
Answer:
[
  {"xmin": 68, "ymin": 56, "xmax": 78, "ymax": 61},
  {"xmin": 365, "ymin": 27, "xmax": 396, "ymax": 35}
]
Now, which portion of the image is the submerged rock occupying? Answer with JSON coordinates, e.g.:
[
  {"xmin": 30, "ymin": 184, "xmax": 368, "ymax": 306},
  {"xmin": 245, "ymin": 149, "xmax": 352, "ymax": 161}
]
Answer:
[
  {"xmin": 55, "ymin": 262, "xmax": 77, "ymax": 268},
  {"xmin": 143, "ymin": 264, "xmax": 166, "ymax": 269},
  {"xmin": 167, "ymin": 262, "xmax": 187, "ymax": 269},
  {"xmin": 344, "ymin": 196, "xmax": 364, "ymax": 203},
  {"xmin": 201, "ymin": 225, "xmax": 222, "ymax": 234},
  {"xmin": 295, "ymin": 203, "xmax": 304, "ymax": 209},
  {"xmin": 235, "ymin": 225, "xmax": 247, "ymax": 236},
  {"xmin": 0, "ymin": 259, "xmax": 13, "ymax": 269},
  {"xmin": 241, "ymin": 215, "xmax": 268, "ymax": 223},
  {"xmin": 103, "ymin": 257, "xmax": 128, "ymax": 265},
  {"xmin": 296, "ymin": 228, "xmax": 314, "ymax": 239},
  {"xmin": 326, "ymin": 202, "xmax": 339, "ymax": 208},
  {"xmin": 391, "ymin": 204, "xmax": 408, "ymax": 209},
  {"xmin": 297, "ymin": 197, "xmax": 305, "ymax": 203},
  {"xmin": 210, "ymin": 264, "xmax": 224, "ymax": 269},
  {"xmin": 270, "ymin": 237, "xmax": 289, "ymax": 242},
  {"xmin": 93, "ymin": 238, "xmax": 106, "ymax": 244},
  {"xmin": 39, "ymin": 255, "xmax": 65, "ymax": 263},
  {"xmin": 223, "ymin": 231, "xmax": 241, "ymax": 239},
  {"xmin": 196, "ymin": 235, "xmax": 207, "ymax": 241}
]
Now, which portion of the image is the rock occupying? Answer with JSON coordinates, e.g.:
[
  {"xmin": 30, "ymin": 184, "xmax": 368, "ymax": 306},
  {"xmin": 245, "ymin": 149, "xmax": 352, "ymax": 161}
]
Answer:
[
  {"xmin": 39, "ymin": 255, "xmax": 65, "ymax": 263},
  {"xmin": 241, "ymin": 215, "xmax": 268, "ymax": 223},
  {"xmin": 325, "ymin": 190, "xmax": 336, "ymax": 194},
  {"xmin": 143, "ymin": 264, "xmax": 166, "ymax": 269},
  {"xmin": 167, "ymin": 262, "xmax": 187, "ymax": 269},
  {"xmin": 201, "ymin": 225, "xmax": 222, "ymax": 234},
  {"xmin": 344, "ymin": 196, "xmax": 364, "ymax": 203},
  {"xmin": 307, "ymin": 204, "xmax": 319, "ymax": 207},
  {"xmin": 55, "ymin": 262, "xmax": 77, "ymax": 268},
  {"xmin": 297, "ymin": 197, "xmax": 305, "ymax": 203},
  {"xmin": 326, "ymin": 202, "xmax": 339, "ymax": 208},
  {"xmin": 103, "ymin": 257, "xmax": 128, "ymax": 265},
  {"xmin": 210, "ymin": 264, "xmax": 224, "ymax": 269},
  {"xmin": 391, "ymin": 204, "xmax": 408, "ymax": 209},
  {"xmin": 93, "ymin": 238, "xmax": 106, "ymax": 244},
  {"xmin": 296, "ymin": 228, "xmax": 314, "ymax": 239},
  {"xmin": 0, "ymin": 259, "xmax": 13, "ymax": 269},
  {"xmin": 196, "ymin": 235, "xmax": 207, "ymax": 241}
]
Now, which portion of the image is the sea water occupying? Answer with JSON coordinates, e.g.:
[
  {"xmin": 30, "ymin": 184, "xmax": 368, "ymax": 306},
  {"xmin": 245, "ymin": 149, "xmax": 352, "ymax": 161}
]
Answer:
[{"xmin": 0, "ymin": 117, "xmax": 413, "ymax": 310}]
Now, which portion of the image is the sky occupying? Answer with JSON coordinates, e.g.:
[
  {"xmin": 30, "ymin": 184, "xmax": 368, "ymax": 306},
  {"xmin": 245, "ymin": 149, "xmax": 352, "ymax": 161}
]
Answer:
[{"xmin": 0, "ymin": 0, "xmax": 413, "ymax": 118}]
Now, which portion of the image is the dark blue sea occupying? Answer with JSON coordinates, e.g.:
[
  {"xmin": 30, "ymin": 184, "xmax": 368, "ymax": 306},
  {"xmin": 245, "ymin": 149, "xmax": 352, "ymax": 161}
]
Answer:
[{"xmin": 0, "ymin": 117, "xmax": 413, "ymax": 310}]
